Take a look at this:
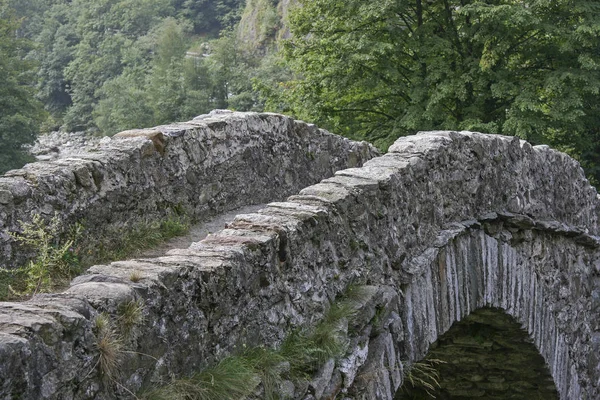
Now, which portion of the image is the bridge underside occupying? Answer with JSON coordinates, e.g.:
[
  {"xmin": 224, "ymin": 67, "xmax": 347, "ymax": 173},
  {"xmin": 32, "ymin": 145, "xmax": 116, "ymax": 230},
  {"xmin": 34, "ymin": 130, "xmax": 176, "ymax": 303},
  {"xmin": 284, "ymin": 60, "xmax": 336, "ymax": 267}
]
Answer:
[{"xmin": 396, "ymin": 307, "xmax": 558, "ymax": 400}]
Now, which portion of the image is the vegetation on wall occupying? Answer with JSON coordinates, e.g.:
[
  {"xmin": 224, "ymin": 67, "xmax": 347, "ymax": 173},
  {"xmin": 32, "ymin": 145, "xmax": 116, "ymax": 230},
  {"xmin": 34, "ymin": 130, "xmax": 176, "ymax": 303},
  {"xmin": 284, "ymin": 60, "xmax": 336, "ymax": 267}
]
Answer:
[
  {"xmin": 92, "ymin": 299, "xmax": 146, "ymax": 392},
  {"xmin": 0, "ymin": 214, "xmax": 82, "ymax": 299},
  {"xmin": 0, "ymin": 213, "xmax": 189, "ymax": 301},
  {"xmin": 141, "ymin": 285, "xmax": 372, "ymax": 399}
]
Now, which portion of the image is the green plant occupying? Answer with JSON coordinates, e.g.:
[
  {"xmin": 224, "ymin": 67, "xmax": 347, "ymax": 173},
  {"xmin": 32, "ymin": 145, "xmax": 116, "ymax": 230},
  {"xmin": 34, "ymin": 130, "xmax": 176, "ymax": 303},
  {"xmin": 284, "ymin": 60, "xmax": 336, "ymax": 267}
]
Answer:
[
  {"xmin": 140, "ymin": 347, "xmax": 291, "ymax": 400},
  {"xmin": 117, "ymin": 299, "xmax": 145, "ymax": 337},
  {"xmin": 1, "ymin": 213, "xmax": 191, "ymax": 300},
  {"xmin": 398, "ymin": 358, "xmax": 447, "ymax": 399},
  {"xmin": 0, "ymin": 267, "xmax": 27, "ymax": 300},
  {"xmin": 242, "ymin": 346, "xmax": 287, "ymax": 400},
  {"xmin": 94, "ymin": 313, "xmax": 123, "ymax": 380},
  {"xmin": 1, "ymin": 213, "xmax": 191, "ymax": 301},
  {"xmin": 91, "ymin": 298, "xmax": 147, "ymax": 385},
  {"xmin": 370, "ymin": 305, "xmax": 387, "ymax": 335},
  {"xmin": 82, "ymin": 216, "xmax": 190, "ymax": 264},
  {"xmin": 141, "ymin": 285, "xmax": 370, "ymax": 398},
  {"xmin": 159, "ymin": 217, "xmax": 189, "ymax": 238},
  {"xmin": 3, "ymin": 214, "xmax": 82, "ymax": 298},
  {"xmin": 142, "ymin": 356, "xmax": 260, "ymax": 400},
  {"xmin": 278, "ymin": 287, "xmax": 373, "ymax": 378}
]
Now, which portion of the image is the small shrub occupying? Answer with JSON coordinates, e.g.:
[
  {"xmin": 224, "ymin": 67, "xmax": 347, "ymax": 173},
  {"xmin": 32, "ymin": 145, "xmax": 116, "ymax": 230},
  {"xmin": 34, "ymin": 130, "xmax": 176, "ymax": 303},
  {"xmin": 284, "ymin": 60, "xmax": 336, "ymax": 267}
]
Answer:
[{"xmin": 3, "ymin": 214, "xmax": 82, "ymax": 299}]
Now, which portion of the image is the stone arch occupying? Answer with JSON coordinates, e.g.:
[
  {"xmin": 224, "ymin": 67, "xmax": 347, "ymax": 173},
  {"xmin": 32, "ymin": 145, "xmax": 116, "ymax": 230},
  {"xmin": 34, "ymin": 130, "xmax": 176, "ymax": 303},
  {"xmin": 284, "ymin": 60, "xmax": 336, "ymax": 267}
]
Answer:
[
  {"xmin": 396, "ymin": 215, "xmax": 596, "ymax": 399},
  {"xmin": 289, "ymin": 130, "xmax": 600, "ymax": 399},
  {"xmin": 1, "ymin": 127, "xmax": 599, "ymax": 399},
  {"xmin": 397, "ymin": 307, "xmax": 558, "ymax": 399}
]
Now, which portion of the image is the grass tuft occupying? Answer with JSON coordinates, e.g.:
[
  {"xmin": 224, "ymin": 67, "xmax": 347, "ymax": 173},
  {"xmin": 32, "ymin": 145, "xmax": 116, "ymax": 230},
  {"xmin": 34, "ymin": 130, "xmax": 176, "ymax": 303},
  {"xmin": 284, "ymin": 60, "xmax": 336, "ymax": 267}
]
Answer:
[
  {"xmin": 243, "ymin": 346, "xmax": 288, "ymax": 400},
  {"xmin": 117, "ymin": 299, "xmax": 145, "ymax": 337},
  {"xmin": 399, "ymin": 358, "xmax": 447, "ymax": 398},
  {"xmin": 142, "ymin": 356, "xmax": 260, "ymax": 400},
  {"xmin": 82, "ymin": 216, "xmax": 190, "ymax": 264},
  {"xmin": 92, "ymin": 300, "xmax": 146, "ymax": 382},
  {"xmin": 94, "ymin": 313, "xmax": 123, "ymax": 380},
  {"xmin": 129, "ymin": 270, "xmax": 143, "ymax": 282}
]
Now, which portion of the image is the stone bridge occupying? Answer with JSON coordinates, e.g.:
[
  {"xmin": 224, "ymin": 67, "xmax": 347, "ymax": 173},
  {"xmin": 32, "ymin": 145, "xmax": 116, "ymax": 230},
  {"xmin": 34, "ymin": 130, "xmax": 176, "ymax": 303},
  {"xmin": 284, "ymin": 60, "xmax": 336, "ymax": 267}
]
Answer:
[{"xmin": 0, "ymin": 111, "xmax": 599, "ymax": 399}]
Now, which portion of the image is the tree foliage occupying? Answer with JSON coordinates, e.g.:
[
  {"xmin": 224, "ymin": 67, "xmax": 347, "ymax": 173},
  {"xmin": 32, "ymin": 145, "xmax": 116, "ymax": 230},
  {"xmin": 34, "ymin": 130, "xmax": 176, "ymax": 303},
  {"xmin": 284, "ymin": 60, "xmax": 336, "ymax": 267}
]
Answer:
[
  {"xmin": 14, "ymin": 0, "xmax": 258, "ymax": 135},
  {"xmin": 174, "ymin": 0, "xmax": 245, "ymax": 35},
  {"xmin": 3, "ymin": 0, "xmax": 600, "ymax": 186},
  {"xmin": 92, "ymin": 19, "xmax": 266, "ymax": 134},
  {"xmin": 277, "ymin": 0, "xmax": 600, "ymax": 182},
  {"xmin": 60, "ymin": 0, "xmax": 174, "ymax": 130},
  {"xmin": 0, "ymin": 1, "xmax": 45, "ymax": 173}
]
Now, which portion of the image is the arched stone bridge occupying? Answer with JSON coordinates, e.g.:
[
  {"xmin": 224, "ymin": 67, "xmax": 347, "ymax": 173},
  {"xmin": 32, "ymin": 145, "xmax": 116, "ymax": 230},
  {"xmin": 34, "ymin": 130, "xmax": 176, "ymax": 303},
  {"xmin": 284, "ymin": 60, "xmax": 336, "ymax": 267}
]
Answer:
[{"xmin": 0, "ymin": 112, "xmax": 598, "ymax": 399}]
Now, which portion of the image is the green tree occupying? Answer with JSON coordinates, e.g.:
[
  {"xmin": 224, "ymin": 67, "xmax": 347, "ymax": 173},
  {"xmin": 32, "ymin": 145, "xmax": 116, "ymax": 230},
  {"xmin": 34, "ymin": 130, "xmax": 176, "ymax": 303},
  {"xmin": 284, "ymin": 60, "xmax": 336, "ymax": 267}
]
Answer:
[
  {"xmin": 0, "ymin": 1, "xmax": 45, "ymax": 173},
  {"xmin": 23, "ymin": 0, "xmax": 263, "ymax": 135},
  {"xmin": 145, "ymin": 18, "xmax": 192, "ymax": 124},
  {"xmin": 93, "ymin": 67, "xmax": 153, "ymax": 135},
  {"xmin": 206, "ymin": 30, "xmax": 269, "ymax": 111},
  {"xmin": 174, "ymin": 0, "xmax": 245, "ymax": 36},
  {"xmin": 5, "ymin": 0, "xmax": 56, "ymax": 39},
  {"xmin": 34, "ymin": 2, "xmax": 77, "ymax": 121},
  {"xmin": 61, "ymin": 0, "xmax": 173, "ymax": 131},
  {"xmin": 93, "ymin": 17, "xmax": 215, "ymax": 133},
  {"xmin": 276, "ymin": 0, "xmax": 600, "ymax": 178}
]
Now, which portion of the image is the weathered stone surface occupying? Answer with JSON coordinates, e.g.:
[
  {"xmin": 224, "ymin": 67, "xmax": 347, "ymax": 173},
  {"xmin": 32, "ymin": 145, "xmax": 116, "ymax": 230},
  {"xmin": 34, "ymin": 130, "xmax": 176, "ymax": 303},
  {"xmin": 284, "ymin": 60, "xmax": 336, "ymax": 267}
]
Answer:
[
  {"xmin": 0, "ymin": 128, "xmax": 599, "ymax": 399},
  {"xmin": 0, "ymin": 111, "xmax": 377, "ymax": 268},
  {"xmin": 310, "ymin": 358, "xmax": 335, "ymax": 399}
]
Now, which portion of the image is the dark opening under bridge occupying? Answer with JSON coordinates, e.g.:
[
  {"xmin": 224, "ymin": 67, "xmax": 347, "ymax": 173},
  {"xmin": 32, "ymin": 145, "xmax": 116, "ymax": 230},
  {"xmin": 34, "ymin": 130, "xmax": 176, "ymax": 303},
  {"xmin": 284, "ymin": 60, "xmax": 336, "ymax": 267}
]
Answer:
[{"xmin": 0, "ymin": 111, "xmax": 598, "ymax": 399}]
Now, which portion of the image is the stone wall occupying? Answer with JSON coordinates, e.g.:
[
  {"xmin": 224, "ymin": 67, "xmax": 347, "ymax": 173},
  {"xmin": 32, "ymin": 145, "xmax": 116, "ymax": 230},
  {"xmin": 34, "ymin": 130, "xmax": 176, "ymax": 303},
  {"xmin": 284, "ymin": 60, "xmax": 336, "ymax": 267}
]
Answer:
[
  {"xmin": 0, "ymin": 129, "xmax": 599, "ymax": 399},
  {"xmin": 0, "ymin": 110, "xmax": 376, "ymax": 268}
]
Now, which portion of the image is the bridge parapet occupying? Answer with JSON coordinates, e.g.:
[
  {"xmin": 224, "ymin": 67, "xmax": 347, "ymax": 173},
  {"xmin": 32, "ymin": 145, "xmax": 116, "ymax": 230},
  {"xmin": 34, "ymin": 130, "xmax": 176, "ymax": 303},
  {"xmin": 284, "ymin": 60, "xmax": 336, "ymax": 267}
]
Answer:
[
  {"xmin": 0, "ymin": 111, "xmax": 376, "ymax": 268},
  {"xmin": 0, "ymin": 128, "xmax": 599, "ymax": 399}
]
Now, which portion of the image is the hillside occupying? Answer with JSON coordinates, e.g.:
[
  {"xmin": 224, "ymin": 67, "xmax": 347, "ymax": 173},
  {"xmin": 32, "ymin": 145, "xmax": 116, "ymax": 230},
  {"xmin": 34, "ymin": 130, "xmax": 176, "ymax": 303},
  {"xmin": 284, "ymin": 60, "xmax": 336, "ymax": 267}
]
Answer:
[{"xmin": 0, "ymin": 0, "xmax": 599, "ymax": 187}]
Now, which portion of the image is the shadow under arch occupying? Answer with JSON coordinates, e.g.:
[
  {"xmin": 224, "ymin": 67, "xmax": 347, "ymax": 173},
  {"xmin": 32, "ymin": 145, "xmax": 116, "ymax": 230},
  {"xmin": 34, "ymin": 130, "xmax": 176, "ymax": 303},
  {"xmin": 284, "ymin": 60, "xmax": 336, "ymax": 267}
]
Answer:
[{"xmin": 396, "ymin": 307, "xmax": 559, "ymax": 400}]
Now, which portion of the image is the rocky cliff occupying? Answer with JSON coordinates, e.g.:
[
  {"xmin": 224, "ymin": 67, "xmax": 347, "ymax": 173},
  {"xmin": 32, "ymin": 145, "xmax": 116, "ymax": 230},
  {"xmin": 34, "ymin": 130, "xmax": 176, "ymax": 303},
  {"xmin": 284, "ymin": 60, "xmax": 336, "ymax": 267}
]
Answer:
[{"xmin": 237, "ymin": 0, "xmax": 296, "ymax": 50}]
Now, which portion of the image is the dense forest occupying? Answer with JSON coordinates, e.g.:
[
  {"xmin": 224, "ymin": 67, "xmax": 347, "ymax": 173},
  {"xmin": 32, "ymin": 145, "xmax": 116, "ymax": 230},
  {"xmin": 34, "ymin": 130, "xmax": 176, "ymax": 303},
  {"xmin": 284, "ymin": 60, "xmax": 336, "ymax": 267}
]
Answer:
[
  {"xmin": 275, "ymin": 0, "xmax": 600, "ymax": 186},
  {"xmin": 0, "ymin": 0, "xmax": 599, "ymax": 186},
  {"xmin": 0, "ymin": 0, "xmax": 272, "ymax": 173}
]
